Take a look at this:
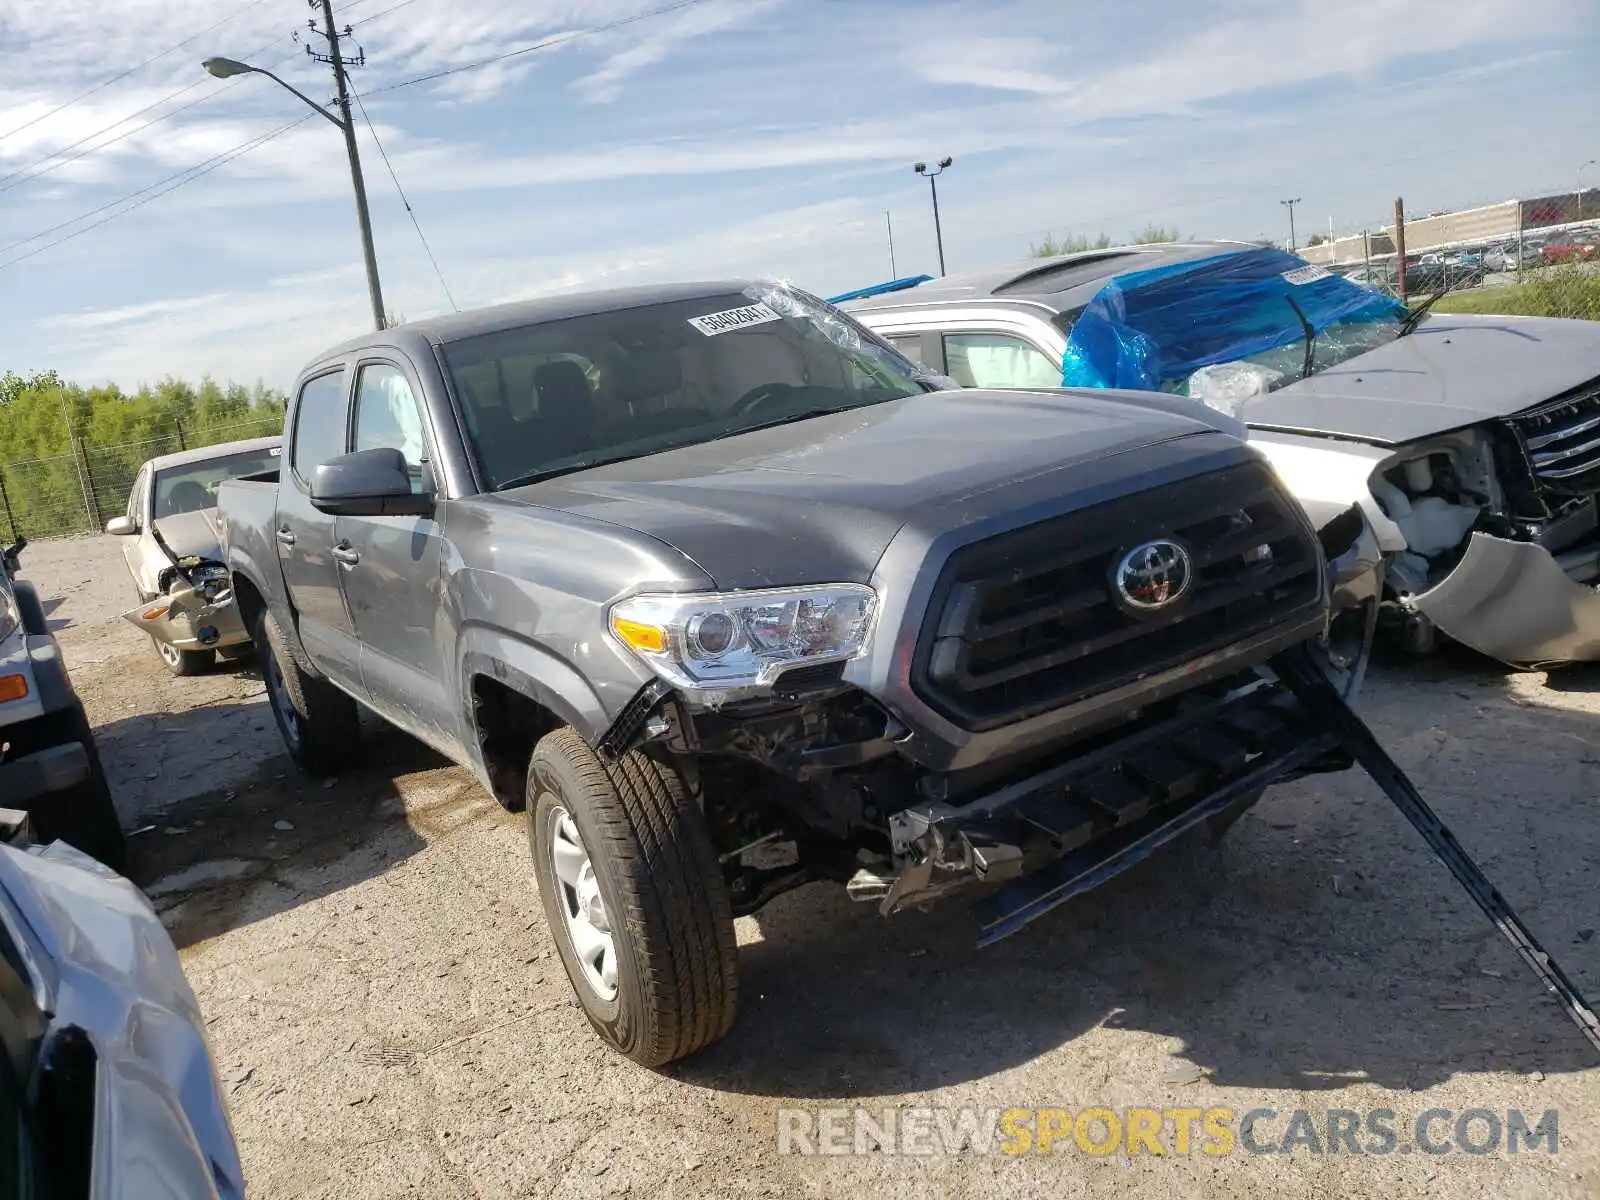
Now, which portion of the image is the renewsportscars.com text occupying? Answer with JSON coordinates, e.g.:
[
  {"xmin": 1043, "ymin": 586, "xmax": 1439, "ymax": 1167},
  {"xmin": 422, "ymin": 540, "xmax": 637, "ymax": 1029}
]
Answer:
[{"xmin": 776, "ymin": 1106, "xmax": 1560, "ymax": 1158}]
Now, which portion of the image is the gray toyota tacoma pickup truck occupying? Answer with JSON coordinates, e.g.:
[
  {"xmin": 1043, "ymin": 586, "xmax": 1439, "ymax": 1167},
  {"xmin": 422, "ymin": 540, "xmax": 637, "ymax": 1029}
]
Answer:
[{"xmin": 217, "ymin": 280, "xmax": 1389, "ymax": 1066}]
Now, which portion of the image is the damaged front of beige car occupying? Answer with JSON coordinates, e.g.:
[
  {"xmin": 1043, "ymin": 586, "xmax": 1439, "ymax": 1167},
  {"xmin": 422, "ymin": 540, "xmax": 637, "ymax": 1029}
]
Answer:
[
  {"xmin": 1244, "ymin": 314, "xmax": 1600, "ymax": 667},
  {"xmin": 106, "ymin": 438, "xmax": 280, "ymax": 676}
]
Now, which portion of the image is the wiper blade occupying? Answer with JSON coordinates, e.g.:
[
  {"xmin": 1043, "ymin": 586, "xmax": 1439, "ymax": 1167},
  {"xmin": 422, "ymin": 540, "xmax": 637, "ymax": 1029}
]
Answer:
[
  {"xmin": 1397, "ymin": 287, "xmax": 1448, "ymax": 337},
  {"xmin": 707, "ymin": 404, "xmax": 882, "ymax": 441},
  {"xmin": 1283, "ymin": 295, "xmax": 1317, "ymax": 382},
  {"xmin": 493, "ymin": 452, "xmax": 650, "ymax": 490}
]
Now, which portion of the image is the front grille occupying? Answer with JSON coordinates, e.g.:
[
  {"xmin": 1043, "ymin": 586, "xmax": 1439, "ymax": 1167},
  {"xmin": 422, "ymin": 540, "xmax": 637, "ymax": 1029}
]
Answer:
[
  {"xmin": 1509, "ymin": 377, "xmax": 1600, "ymax": 497},
  {"xmin": 913, "ymin": 461, "xmax": 1323, "ymax": 730}
]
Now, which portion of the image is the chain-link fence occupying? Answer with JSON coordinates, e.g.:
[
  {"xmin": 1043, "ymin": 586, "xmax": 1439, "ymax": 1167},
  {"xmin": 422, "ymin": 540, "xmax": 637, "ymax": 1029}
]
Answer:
[{"xmin": 0, "ymin": 414, "xmax": 282, "ymax": 542}]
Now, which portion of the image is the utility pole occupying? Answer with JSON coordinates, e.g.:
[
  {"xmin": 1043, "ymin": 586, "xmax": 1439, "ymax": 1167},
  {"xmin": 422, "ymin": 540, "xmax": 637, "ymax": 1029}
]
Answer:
[
  {"xmin": 307, "ymin": 0, "xmax": 386, "ymax": 330},
  {"xmin": 885, "ymin": 210, "xmax": 897, "ymax": 278},
  {"xmin": 1280, "ymin": 197, "xmax": 1301, "ymax": 252},
  {"xmin": 1393, "ymin": 196, "xmax": 1408, "ymax": 303},
  {"xmin": 913, "ymin": 157, "xmax": 953, "ymax": 275}
]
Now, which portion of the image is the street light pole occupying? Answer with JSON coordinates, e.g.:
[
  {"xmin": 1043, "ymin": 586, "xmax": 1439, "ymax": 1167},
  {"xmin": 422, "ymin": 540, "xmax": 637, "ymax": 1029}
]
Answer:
[
  {"xmin": 913, "ymin": 157, "xmax": 953, "ymax": 275},
  {"xmin": 202, "ymin": 31, "xmax": 386, "ymax": 330},
  {"xmin": 1280, "ymin": 197, "xmax": 1302, "ymax": 252}
]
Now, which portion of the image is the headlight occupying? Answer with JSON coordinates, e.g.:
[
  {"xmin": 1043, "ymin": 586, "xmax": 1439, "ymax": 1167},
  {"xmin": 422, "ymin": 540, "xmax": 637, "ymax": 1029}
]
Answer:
[
  {"xmin": 608, "ymin": 584, "xmax": 878, "ymax": 696},
  {"xmin": 0, "ymin": 586, "xmax": 17, "ymax": 645}
]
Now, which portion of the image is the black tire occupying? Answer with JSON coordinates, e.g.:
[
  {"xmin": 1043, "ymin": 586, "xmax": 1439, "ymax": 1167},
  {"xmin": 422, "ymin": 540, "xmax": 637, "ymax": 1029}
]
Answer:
[
  {"xmin": 255, "ymin": 608, "xmax": 359, "ymax": 775},
  {"xmin": 16, "ymin": 706, "xmax": 126, "ymax": 872},
  {"xmin": 153, "ymin": 636, "xmax": 214, "ymax": 677},
  {"xmin": 527, "ymin": 727, "xmax": 738, "ymax": 1067}
]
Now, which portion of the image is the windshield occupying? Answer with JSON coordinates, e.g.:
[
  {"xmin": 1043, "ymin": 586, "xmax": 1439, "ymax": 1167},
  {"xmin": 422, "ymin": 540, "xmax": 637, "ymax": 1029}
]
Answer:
[
  {"xmin": 1059, "ymin": 246, "xmax": 1410, "ymax": 405},
  {"xmin": 441, "ymin": 284, "xmax": 939, "ymax": 490},
  {"xmin": 152, "ymin": 447, "xmax": 282, "ymax": 519}
]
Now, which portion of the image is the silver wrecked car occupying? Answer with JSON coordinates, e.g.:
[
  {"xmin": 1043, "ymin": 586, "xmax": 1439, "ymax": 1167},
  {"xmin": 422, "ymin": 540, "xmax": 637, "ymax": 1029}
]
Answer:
[
  {"xmin": 104, "ymin": 437, "xmax": 281, "ymax": 676},
  {"xmin": 0, "ymin": 823, "xmax": 245, "ymax": 1198},
  {"xmin": 842, "ymin": 243, "xmax": 1600, "ymax": 668}
]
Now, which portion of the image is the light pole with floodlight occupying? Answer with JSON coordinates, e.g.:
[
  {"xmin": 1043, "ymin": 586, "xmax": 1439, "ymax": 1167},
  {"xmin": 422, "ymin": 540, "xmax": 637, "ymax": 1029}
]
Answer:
[
  {"xmin": 202, "ymin": 54, "xmax": 386, "ymax": 331},
  {"xmin": 913, "ymin": 157, "xmax": 953, "ymax": 275}
]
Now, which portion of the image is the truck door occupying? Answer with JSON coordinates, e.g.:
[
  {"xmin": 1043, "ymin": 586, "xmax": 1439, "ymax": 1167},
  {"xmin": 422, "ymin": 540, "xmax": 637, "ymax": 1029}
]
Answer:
[
  {"xmin": 335, "ymin": 359, "xmax": 457, "ymax": 755},
  {"xmin": 277, "ymin": 366, "xmax": 363, "ymax": 692}
]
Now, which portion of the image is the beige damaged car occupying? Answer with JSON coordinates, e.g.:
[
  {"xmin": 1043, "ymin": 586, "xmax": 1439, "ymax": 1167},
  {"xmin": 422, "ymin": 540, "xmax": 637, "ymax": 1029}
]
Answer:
[{"xmin": 104, "ymin": 436, "xmax": 281, "ymax": 676}]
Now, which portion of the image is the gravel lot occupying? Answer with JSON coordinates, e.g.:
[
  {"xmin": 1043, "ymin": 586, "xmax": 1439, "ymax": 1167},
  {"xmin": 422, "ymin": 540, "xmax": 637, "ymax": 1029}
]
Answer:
[{"xmin": 18, "ymin": 533, "xmax": 1600, "ymax": 1199}]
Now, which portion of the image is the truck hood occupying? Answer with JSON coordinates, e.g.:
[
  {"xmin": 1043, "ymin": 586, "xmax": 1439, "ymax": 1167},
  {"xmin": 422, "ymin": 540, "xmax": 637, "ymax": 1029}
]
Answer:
[
  {"xmin": 1240, "ymin": 313, "xmax": 1600, "ymax": 445},
  {"xmin": 496, "ymin": 389, "xmax": 1240, "ymax": 588},
  {"xmin": 0, "ymin": 841, "xmax": 244, "ymax": 1199},
  {"xmin": 151, "ymin": 509, "xmax": 223, "ymax": 562}
]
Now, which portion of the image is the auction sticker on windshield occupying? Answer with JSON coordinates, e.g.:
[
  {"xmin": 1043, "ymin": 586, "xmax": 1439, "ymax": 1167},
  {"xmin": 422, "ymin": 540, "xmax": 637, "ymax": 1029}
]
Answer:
[
  {"xmin": 688, "ymin": 303, "xmax": 782, "ymax": 336},
  {"xmin": 1282, "ymin": 264, "xmax": 1332, "ymax": 285}
]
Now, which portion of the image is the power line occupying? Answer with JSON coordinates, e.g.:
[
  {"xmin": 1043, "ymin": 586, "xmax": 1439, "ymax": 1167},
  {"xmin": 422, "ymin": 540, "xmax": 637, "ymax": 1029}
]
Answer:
[
  {"xmin": 351, "ymin": 91, "xmax": 457, "ymax": 311},
  {"xmin": 0, "ymin": 0, "xmax": 274, "ymax": 146},
  {"xmin": 0, "ymin": 116, "xmax": 314, "ymax": 273},
  {"xmin": 351, "ymin": 0, "xmax": 423, "ymax": 25},
  {"xmin": 366, "ymin": 0, "xmax": 712, "ymax": 95},
  {"xmin": 0, "ymin": 37, "xmax": 297, "ymax": 195}
]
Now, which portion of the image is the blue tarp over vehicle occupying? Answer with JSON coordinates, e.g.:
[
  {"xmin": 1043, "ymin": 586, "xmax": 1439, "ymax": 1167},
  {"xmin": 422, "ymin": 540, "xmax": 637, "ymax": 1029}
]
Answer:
[{"xmin": 1060, "ymin": 246, "xmax": 1408, "ymax": 391}]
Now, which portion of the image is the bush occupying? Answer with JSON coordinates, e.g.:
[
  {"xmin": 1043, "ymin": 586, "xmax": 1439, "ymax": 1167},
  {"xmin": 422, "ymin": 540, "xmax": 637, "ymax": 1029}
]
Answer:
[{"xmin": 1434, "ymin": 268, "xmax": 1600, "ymax": 321}]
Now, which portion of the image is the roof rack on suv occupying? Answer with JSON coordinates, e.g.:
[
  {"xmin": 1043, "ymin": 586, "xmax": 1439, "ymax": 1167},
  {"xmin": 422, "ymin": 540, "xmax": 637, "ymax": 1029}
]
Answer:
[{"xmin": 826, "ymin": 275, "xmax": 934, "ymax": 305}]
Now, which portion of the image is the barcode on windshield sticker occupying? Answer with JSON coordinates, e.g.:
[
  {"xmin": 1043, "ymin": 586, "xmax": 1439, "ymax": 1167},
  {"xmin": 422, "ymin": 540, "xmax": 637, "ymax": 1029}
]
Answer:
[
  {"xmin": 1282, "ymin": 264, "xmax": 1331, "ymax": 285},
  {"xmin": 687, "ymin": 302, "xmax": 782, "ymax": 336}
]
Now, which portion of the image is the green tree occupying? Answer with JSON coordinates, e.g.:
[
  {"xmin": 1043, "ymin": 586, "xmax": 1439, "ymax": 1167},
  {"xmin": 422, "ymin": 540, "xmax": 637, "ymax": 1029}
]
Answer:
[
  {"xmin": 1030, "ymin": 232, "xmax": 1114, "ymax": 258},
  {"xmin": 1131, "ymin": 225, "xmax": 1184, "ymax": 244}
]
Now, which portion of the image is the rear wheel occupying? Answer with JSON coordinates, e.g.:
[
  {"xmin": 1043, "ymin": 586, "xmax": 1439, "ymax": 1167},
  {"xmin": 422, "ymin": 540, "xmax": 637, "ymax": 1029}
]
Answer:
[
  {"xmin": 255, "ymin": 609, "xmax": 359, "ymax": 775},
  {"xmin": 12, "ymin": 706, "xmax": 126, "ymax": 872},
  {"xmin": 154, "ymin": 637, "xmax": 213, "ymax": 677},
  {"xmin": 528, "ymin": 727, "xmax": 738, "ymax": 1067}
]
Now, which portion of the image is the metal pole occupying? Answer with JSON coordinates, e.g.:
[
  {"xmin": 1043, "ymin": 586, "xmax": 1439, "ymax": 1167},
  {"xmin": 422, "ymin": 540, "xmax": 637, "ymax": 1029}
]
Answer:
[
  {"xmin": 58, "ymin": 394, "xmax": 95, "ymax": 531},
  {"xmin": 1363, "ymin": 229, "xmax": 1371, "ymax": 277},
  {"xmin": 0, "ymin": 469, "xmax": 15, "ymax": 543},
  {"xmin": 175, "ymin": 422, "xmax": 187, "ymax": 452},
  {"xmin": 885, "ymin": 210, "xmax": 896, "ymax": 277},
  {"xmin": 1280, "ymin": 197, "xmax": 1301, "ymax": 252},
  {"xmin": 319, "ymin": 0, "xmax": 386, "ymax": 331},
  {"xmin": 76, "ymin": 437, "xmax": 103, "ymax": 531},
  {"xmin": 1393, "ymin": 196, "xmax": 1408, "ymax": 303},
  {"xmin": 929, "ymin": 176, "xmax": 946, "ymax": 275}
]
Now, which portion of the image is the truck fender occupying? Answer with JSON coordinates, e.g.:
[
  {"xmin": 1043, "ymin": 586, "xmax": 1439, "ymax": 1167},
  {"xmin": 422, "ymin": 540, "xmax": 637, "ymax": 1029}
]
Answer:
[
  {"xmin": 228, "ymin": 553, "xmax": 318, "ymax": 676},
  {"xmin": 457, "ymin": 631, "xmax": 611, "ymax": 749}
]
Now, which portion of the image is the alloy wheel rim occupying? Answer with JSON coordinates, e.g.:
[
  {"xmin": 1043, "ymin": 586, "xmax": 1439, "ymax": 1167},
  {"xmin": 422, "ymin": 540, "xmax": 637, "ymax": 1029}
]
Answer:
[{"xmin": 546, "ymin": 803, "xmax": 617, "ymax": 1001}]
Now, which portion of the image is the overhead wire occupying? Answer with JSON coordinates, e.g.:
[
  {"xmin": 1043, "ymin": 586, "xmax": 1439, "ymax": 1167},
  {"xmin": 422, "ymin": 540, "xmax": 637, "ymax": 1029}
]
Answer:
[
  {"xmin": 0, "ymin": 0, "xmax": 274, "ymax": 146},
  {"xmin": 0, "ymin": 116, "xmax": 315, "ymax": 273},
  {"xmin": 351, "ymin": 89, "xmax": 458, "ymax": 311},
  {"xmin": 0, "ymin": 38, "xmax": 303, "ymax": 195}
]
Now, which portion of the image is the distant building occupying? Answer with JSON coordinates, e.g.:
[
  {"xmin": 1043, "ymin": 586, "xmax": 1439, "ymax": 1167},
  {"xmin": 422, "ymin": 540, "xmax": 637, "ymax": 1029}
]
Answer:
[{"xmin": 1298, "ymin": 191, "xmax": 1595, "ymax": 265}]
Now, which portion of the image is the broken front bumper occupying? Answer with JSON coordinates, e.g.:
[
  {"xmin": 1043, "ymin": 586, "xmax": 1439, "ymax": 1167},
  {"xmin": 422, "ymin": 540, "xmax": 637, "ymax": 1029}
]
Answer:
[
  {"xmin": 121, "ymin": 584, "xmax": 250, "ymax": 653},
  {"xmin": 877, "ymin": 671, "xmax": 1349, "ymax": 945},
  {"xmin": 1411, "ymin": 532, "xmax": 1600, "ymax": 666}
]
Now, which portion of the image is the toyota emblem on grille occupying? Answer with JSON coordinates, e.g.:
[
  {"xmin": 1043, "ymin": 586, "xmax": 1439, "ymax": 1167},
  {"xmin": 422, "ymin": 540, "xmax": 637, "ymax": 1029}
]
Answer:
[{"xmin": 1112, "ymin": 540, "xmax": 1193, "ymax": 612}]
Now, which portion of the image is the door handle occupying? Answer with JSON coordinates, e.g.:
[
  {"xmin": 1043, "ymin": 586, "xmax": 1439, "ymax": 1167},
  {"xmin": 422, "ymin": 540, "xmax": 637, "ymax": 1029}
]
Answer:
[
  {"xmin": 275, "ymin": 527, "xmax": 297, "ymax": 546},
  {"xmin": 331, "ymin": 542, "xmax": 360, "ymax": 567}
]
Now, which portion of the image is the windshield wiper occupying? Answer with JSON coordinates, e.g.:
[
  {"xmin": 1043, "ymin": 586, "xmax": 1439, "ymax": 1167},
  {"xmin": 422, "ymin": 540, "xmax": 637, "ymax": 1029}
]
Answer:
[
  {"xmin": 1396, "ymin": 287, "xmax": 1448, "ymax": 337},
  {"xmin": 493, "ymin": 451, "xmax": 655, "ymax": 491},
  {"xmin": 1283, "ymin": 295, "xmax": 1317, "ymax": 382},
  {"xmin": 706, "ymin": 401, "xmax": 901, "ymax": 443}
]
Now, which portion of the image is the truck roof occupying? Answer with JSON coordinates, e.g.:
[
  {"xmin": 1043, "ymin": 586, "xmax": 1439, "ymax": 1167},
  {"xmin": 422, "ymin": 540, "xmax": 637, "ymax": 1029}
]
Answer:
[
  {"xmin": 842, "ymin": 241, "xmax": 1255, "ymax": 315},
  {"xmin": 307, "ymin": 281, "xmax": 764, "ymax": 367}
]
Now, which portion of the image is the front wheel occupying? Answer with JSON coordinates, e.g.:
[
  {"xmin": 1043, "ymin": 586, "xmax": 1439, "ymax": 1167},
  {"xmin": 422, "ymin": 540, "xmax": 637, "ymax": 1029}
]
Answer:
[
  {"xmin": 154, "ymin": 636, "xmax": 214, "ymax": 677},
  {"xmin": 528, "ymin": 728, "xmax": 739, "ymax": 1067},
  {"xmin": 255, "ymin": 609, "xmax": 359, "ymax": 775}
]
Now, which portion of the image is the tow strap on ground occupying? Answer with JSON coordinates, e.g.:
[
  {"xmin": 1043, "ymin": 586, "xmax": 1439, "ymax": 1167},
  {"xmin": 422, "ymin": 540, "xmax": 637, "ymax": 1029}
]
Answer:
[{"xmin": 1276, "ymin": 650, "xmax": 1600, "ymax": 1056}]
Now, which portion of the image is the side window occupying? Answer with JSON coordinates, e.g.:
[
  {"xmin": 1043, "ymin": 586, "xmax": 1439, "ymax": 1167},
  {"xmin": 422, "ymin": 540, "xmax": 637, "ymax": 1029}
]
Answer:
[
  {"xmin": 883, "ymin": 333, "xmax": 926, "ymax": 364},
  {"xmin": 352, "ymin": 363, "xmax": 429, "ymax": 494},
  {"xmin": 942, "ymin": 333, "xmax": 1062, "ymax": 390},
  {"xmin": 290, "ymin": 369, "xmax": 349, "ymax": 483}
]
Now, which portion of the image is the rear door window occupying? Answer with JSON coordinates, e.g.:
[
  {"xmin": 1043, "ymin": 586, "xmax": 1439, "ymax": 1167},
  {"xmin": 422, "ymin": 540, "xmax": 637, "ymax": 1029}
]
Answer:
[
  {"xmin": 290, "ymin": 369, "xmax": 349, "ymax": 485},
  {"xmin": 941, "ymin": 332, "xmax": 1062, "ymax": 389}
]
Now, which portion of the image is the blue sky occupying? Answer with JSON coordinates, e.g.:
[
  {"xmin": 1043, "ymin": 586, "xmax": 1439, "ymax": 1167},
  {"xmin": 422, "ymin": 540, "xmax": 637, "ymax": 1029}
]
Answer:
[{"xmin": 0, "ymin": 0, "xmax": 1595, "ymax": 390}]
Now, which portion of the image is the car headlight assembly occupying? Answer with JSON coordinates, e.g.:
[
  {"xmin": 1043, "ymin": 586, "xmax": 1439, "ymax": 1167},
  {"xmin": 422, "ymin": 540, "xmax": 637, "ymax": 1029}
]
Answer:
[
  {"xmin": 0, "ymin": 586, "xmax": 18, "ymax": 645},
  {"xmin": 608, "ymin": 584, "xmax": 877, "ymax": 697}
]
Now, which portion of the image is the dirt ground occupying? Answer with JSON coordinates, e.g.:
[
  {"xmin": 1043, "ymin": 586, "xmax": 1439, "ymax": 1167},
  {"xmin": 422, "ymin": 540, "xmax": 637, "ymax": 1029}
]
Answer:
[{"xmin": 18, "ymin": 533, "xmax": 1600, "ymax": 1199}]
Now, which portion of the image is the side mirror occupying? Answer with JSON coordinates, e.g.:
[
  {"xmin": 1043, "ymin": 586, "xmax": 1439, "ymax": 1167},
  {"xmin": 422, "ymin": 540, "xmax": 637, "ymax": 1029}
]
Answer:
[
  {"xmin": 310, "ymin": 448, "xmax": 433, "ymax": 517},
  {"xmin": 104, "ymin": 516, "xmax": 137, "ymax": 536}
]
